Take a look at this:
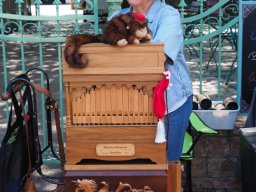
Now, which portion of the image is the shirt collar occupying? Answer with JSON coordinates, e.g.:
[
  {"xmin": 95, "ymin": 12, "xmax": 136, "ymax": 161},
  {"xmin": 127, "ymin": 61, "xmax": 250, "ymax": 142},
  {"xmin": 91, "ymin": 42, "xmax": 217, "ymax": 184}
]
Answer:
[{"xmin": 146, "ymin": 0, "xmax": 162, "ymax": 23}]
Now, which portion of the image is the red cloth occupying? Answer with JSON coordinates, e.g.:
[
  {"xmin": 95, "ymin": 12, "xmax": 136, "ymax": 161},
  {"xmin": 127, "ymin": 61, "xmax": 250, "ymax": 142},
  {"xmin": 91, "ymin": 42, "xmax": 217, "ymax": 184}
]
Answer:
[
  {"xmin": 132, "ymin": 12, "xmax": 146, "ymax": 23},
  {"xmin": 153, "ymin": 72, "xmax": 170, "ymax": 119}
]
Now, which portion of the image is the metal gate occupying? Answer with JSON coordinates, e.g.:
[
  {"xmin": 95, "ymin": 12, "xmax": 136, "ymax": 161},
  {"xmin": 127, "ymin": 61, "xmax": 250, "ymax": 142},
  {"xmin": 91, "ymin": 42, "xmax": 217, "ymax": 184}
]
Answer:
[
  {"xmin": 0, "ymin": 0, "xmax": 239, "ymax": 162},
  {"xmin": 0, "ymin": 0, "xmax": 100, "ymax": 162},
  {"xmin": 180, "ymin": 0, "xmax": 239, "ymax": 100}
]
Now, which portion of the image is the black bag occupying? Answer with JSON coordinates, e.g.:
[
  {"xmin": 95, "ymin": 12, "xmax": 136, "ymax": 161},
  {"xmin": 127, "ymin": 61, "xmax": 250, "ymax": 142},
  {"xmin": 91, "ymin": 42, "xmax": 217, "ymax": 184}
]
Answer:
[
  {"xmin": 0, "ymin": 88, "xmax": 29, "ymax": 192},
  {"xmin": 0, "ymin": 68, "xmax": 65, "ymax": 192}
]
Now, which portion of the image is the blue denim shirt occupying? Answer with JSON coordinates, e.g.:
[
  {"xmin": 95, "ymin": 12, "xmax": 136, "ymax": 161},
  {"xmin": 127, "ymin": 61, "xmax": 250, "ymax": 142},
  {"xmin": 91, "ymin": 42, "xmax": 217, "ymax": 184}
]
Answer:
[{"xmin": 111, "ymin": 0, "xmax": 192, "ymax": 113}]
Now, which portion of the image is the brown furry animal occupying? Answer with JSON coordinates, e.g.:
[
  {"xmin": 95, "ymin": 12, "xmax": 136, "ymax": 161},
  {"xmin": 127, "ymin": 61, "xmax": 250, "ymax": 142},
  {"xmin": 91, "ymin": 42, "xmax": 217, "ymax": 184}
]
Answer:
[{"xmin": 64, "ymin": 12, "xmax": 152, "ymax": 68}]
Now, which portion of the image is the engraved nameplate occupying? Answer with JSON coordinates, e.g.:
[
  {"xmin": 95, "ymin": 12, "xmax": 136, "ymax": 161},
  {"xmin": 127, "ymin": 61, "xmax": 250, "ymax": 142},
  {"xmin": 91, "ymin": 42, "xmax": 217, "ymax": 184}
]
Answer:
[{"xmin": 96, "ymin": 144, "xmax": 135, "ymax": 156}]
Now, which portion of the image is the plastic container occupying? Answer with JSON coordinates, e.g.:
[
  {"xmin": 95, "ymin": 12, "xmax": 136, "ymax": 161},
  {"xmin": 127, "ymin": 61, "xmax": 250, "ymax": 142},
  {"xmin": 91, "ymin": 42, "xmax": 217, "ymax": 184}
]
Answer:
[{"xmin": 193, "ymin": 101, "xmax": 239, "ymax": 130}]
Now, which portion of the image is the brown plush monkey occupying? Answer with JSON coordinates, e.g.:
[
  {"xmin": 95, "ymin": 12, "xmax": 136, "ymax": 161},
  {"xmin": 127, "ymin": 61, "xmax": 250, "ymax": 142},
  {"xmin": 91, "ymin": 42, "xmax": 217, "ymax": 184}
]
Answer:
[{"xmin": 64, "ymin": 12, "xmax": 152, "ymax": 68}]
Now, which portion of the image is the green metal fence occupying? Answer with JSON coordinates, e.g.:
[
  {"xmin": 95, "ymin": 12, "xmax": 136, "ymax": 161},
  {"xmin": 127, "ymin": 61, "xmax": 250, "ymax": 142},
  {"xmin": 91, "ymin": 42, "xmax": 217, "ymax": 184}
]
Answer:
[
  {"xmin": 181, "ymin": 0, "xmax": 239, "ymax": 99},
  {"xmin": 0, "ymin": 0, "xmax": 100, "ymax": 162},
  {"xmin": 0, "ymin": 0, "xmax": 239, "ymax": 162}
]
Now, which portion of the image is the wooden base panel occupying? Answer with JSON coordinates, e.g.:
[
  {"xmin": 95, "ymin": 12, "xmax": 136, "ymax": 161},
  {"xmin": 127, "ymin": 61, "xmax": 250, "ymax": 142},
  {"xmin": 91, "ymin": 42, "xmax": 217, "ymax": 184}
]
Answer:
[
  {"xmin": 65, "ymin": 164, "xmax": 168, "ymax": 171},
  {"xmin": 64, "ymin": 170, "xmax": 167, "ymax": 192}
]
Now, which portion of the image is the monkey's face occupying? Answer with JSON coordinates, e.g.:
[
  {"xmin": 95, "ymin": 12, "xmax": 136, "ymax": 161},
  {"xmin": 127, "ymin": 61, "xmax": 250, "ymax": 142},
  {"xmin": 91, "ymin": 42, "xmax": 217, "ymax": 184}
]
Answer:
[
  {"xmin": 128, "ymin": 20, "xmax": 149, "ymax": 38},
  {"xmin": 135, "ymin": 26, "xmax": 148, "ymax": 38}
]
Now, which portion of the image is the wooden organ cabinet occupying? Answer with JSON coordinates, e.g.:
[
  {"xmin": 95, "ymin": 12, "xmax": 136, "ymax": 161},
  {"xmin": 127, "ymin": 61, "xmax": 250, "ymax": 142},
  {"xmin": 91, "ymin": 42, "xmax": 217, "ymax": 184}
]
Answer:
[{"xmin": 62, "ymin": 43, "xmax": 178, "ymax": 191}]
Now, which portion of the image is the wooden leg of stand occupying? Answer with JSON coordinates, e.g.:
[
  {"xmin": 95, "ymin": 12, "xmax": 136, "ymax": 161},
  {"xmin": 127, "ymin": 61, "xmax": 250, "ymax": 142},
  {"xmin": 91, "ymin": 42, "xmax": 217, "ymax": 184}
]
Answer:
[{"xmin": 168, "ymin": 161, "xmax": 181, "ymax": 192}]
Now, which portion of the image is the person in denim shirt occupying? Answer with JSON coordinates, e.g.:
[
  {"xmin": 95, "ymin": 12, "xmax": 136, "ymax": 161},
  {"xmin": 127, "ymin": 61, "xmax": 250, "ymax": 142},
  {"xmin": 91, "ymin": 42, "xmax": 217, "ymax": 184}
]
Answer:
[{"xmin": 111, "ymin": 0, "xmax": 193, "ymax": 161}]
